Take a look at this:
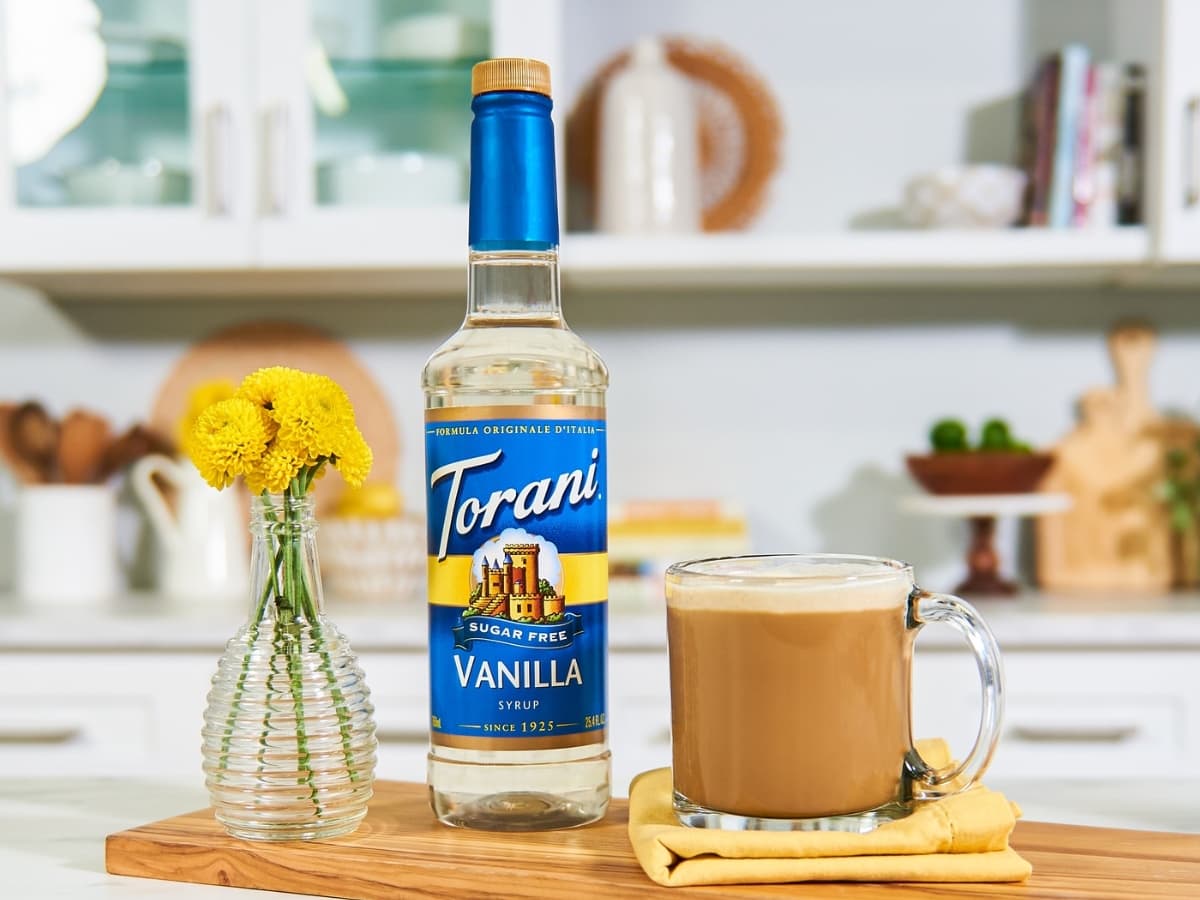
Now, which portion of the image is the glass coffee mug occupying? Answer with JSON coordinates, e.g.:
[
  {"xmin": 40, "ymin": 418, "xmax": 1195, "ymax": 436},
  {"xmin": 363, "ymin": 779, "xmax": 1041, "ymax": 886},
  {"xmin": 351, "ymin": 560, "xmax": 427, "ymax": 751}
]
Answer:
[{"xmin": 664, "ymin": 554, "xmax": 1003, "ymax": 833}]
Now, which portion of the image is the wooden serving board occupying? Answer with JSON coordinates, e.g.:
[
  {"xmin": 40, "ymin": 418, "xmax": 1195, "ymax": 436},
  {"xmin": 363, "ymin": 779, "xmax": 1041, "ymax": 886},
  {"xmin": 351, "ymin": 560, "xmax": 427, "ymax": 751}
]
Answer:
[{"xmin": 106, "ymin": 781, "xmax": 1200, "ymax": 899}]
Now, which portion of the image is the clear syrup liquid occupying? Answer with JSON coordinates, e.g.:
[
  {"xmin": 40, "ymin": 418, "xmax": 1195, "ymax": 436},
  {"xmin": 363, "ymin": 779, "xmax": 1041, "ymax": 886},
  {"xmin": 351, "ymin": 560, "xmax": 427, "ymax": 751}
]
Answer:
[{"xmin": 422, "ymin": 261, "xmax": 611, "ymax": 830}]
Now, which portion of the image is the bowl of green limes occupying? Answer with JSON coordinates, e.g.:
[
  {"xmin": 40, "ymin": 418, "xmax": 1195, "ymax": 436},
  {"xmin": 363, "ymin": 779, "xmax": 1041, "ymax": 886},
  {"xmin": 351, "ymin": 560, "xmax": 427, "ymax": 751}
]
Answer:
[{"xmin": 906, "ymin": 418, "xmax": 1053, "ymax": 495}]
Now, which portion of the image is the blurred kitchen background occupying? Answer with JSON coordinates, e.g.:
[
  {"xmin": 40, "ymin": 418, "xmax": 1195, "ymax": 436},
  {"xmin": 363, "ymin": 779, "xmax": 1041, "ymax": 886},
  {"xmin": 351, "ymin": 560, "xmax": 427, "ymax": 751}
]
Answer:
[{"xmin": 1, "ymin": 0, "xmax": 1199, "ymax": 829}]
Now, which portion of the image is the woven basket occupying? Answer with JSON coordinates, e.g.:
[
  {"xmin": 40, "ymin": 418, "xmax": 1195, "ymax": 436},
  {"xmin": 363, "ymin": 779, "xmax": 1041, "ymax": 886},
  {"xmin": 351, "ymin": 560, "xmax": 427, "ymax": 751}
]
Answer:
[{"xmin": 319, "ymin": 514, "xmax": 425, "ymax": 606}]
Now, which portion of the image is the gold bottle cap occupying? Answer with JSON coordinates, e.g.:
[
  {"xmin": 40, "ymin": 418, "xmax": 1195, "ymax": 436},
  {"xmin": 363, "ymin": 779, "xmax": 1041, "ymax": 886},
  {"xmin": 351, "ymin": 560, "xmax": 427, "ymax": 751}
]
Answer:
[{"xmin": 471, "ymin": 58, "xmax": 552, "ymax": 98}]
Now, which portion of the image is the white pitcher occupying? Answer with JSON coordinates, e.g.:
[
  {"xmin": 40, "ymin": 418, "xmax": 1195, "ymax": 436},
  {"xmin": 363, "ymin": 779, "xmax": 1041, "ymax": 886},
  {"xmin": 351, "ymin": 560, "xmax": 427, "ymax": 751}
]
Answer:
[
  {"xmin": 17, "ymin": 484, "xmax": 119, "ymax": 606},
  {"xmin": 131, "ymin": 455, "xmax": 247, "ymax": 603}
]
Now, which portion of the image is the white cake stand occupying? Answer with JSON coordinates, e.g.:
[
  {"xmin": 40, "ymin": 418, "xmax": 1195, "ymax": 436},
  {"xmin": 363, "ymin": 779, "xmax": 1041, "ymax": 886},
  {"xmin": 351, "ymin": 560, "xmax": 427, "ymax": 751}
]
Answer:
[{"xmin": 899, "ymin": 493, "xmax": 1072, "ymax": 595}]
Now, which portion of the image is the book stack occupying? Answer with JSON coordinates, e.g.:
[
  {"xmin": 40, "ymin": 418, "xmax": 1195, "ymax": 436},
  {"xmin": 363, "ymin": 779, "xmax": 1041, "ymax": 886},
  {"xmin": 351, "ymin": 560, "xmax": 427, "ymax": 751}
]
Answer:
[
  {"xmin": 608, "ymin": 499, "xmax": 751, "ymax": 611},
  {"xmin": 1020, "ymin": 45, "xmax": 1144, "ymax": 229}
]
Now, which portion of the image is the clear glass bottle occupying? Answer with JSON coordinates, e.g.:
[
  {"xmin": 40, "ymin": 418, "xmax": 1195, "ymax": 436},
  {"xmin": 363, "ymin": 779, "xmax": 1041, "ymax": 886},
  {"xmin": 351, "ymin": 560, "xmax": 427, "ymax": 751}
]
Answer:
[
  {"xmin": 422, "ymin": 59, "xmax": 610, "ymax": 830},
  {"xmin": 201, "ymin": 494, "xmax": 377, "ymax": 841}
]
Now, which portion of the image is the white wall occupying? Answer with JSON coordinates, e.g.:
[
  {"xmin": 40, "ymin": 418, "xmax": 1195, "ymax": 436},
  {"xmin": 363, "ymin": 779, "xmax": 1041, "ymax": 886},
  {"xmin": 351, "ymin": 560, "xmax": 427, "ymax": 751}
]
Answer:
[
  {"xmin": 0, "ymin": 0, "xmax": 1173, "ymax": 594},
  {"xmin": 2, "ymin": 279, "xmax": 1198, "ymax": 593},
  {"xmin": 562, "ymin": 0, "xmax": 1129, "ymax": 232}
]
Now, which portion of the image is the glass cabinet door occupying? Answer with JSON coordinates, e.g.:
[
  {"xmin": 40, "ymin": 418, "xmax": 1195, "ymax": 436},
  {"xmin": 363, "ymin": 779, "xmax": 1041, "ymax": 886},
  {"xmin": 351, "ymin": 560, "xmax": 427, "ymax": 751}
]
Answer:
[
  {"xmin": 0, "ymin": 0, "xmax": 255, "ymax": 269},
  {"xmin": 309, "ymin": 0, "xmax": 489, "ymax": 210},
  {"xmin": 255, "ymin": 0, "xmax": 559, "ymax": 267},
  {"xmin": 6, "ymin": 0, "xmax": 192, "ymax": 209}
]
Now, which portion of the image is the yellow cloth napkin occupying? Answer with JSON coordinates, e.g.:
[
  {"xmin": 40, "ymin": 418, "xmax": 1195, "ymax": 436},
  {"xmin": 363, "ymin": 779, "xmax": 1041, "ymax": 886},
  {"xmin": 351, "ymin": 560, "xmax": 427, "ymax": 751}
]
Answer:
[{"xmin": 627, "ymin": 739, "xmax": 1032, "ymax": 887}]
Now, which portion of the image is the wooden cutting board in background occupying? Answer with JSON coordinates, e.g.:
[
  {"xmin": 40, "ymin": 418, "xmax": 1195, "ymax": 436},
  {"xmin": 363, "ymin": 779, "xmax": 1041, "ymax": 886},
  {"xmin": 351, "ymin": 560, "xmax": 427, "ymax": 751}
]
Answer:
[
  {"xmin": 106, "ymin": 780, "xmax": 1200, "ymax": 899},
  {"xmin": 1037, "ymin": 323, "xmax": 1198, "ymax": 592},
  {"xmin": 150, "ymin": 321, "xmax": 399, "ymax": 508}
]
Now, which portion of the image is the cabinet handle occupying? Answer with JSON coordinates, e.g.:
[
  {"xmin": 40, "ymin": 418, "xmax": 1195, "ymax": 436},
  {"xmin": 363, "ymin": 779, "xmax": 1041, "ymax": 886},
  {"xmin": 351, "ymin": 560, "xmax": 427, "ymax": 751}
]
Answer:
[
  {"xmin": 375, "ymin": 728, "xmax": 428, "ymax": 745},
  {"xmin": 261, "ymin": 104, "xmax": 291, "ymax": 216},
  {"xmin": 1186, "ymin": 97, "xmax": 1200, "ymax": 208},
  {"xmin": 0, "ymin": 726, "xmax": 82, "ymax": 745},
  {"xmin": 203, "ymin": 104, "xmax": 232, "ymax": 217},
  {"xmin": 1009, "ymin": 724, "xmax": 1138, "ymax": 744}
]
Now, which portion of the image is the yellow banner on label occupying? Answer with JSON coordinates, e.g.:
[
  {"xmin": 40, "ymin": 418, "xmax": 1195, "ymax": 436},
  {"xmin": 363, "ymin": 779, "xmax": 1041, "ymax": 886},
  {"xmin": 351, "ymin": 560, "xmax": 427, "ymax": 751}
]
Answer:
[{"xmin": 428, "ymin": 552, "xmax": 608, "ymax": 607}]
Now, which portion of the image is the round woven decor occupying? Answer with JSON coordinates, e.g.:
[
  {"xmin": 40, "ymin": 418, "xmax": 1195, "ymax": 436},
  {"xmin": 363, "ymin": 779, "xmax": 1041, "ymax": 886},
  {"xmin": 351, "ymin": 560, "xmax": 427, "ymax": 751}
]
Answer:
[{"xmin": 567, "ymin": 36, "xmax": 783, "ymax": 232}]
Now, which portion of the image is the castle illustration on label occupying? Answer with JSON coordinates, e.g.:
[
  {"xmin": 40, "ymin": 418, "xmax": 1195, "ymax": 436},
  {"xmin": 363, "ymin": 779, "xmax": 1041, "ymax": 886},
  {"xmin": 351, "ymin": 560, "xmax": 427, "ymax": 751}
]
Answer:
[{"xmin": 465, "ymin": 539, "xmax": 566, "ymax": 624}]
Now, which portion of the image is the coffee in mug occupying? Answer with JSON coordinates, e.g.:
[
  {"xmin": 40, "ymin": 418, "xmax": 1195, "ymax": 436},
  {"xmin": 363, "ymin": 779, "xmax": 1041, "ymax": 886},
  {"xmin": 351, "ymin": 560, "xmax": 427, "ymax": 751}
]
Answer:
[{"xmin": 665, "ymin": 554, "xmax": 1003, "ymax": 832}]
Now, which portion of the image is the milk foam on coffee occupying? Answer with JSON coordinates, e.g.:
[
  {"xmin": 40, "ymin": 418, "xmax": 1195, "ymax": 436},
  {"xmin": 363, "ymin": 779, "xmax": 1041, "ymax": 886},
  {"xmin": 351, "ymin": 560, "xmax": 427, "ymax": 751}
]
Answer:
[
  {"xmin": 667, "ymin": 559, "xmax": 914, "ymax": 820},
  {"xmin": 665, "ymin": 559, "xmax": 911, "ymax": 611}
]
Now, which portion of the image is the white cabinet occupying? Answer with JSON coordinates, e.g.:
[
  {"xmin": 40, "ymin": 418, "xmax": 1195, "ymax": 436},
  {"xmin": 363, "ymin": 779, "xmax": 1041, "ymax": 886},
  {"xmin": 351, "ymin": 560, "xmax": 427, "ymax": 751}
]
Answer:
[
  {"xmin": 0, "ymin": 652, "xmax": 214, "ymax": 777},
  {"xmin": 0, "ymin": 0, "xmax": 257, "ymax": 270},
  {"xmin": 606, "ymin": 645, "xmax": 1200, "ymax": 791},
  {"xmin": 251, "ymin": 0, "xmax": 558, "ymax": 269},
  {"xmin": 357, "ymin": 650, "xmax": 429, "ymax": 782},
  {"xmin": 612, "ymin": 646, "xmax": 1200, "ymax": 791},
  {"xmin": 1, "ymin": 636, "xmax": 1199, "ymax": 793},
  {"xmin": 914, "ymin": 649, "xmax": 1200, "ymax": 781},
  {"xmin": 0, "ymin": 0, "xmax": 555, "ymax": 274},
  {"xmin": 0, "ymin": 645, "xmax": 675, "ymax": 788},
  {"xmin": 608, "ymin": 651, "xmax": 672, "ymax": 794},
  {"xmin": 1154, "ymin": 0, "xmax": 1200, "ymax": 260},
  {"xmin": 3, "ymin": 0, "xmax": 1200, "ymax": 288}
]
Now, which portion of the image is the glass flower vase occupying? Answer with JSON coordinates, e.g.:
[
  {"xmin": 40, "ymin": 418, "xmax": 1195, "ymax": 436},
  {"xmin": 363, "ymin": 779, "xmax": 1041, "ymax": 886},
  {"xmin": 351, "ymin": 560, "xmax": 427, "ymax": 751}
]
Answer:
[{"xmin": 201, "ymin": 493, "xmax": 377, "ymax": 841}]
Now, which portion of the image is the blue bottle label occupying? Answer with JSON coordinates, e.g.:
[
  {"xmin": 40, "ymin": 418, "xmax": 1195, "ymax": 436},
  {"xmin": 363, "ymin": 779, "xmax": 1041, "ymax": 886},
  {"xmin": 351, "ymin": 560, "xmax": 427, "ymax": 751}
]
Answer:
[{"xmin": 425, "ymin": 407, "xmax": 607, "ymax": 749}]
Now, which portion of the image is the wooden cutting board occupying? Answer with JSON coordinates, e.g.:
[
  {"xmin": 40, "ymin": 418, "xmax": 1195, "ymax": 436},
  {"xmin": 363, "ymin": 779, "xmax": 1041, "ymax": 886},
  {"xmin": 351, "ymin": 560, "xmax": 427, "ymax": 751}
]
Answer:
[
  {"xmin": 106, "ymin": 780, "xmax": 1200, "ymax": 899},
  {"xmin": 1036, "ymin": 323, "xmax": 1194, "ymax": 592}
]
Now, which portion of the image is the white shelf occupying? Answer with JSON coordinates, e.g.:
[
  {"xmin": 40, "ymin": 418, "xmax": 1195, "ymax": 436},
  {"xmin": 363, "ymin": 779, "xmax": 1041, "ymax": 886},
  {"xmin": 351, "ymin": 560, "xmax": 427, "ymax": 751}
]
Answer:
[
  {"xmin": 19, "ymin": 226, "xmax": 1159, "ymax": 301},
  {"xmin": 559, "ymin": 228, "xmax": 1153, "ymax": 291}
]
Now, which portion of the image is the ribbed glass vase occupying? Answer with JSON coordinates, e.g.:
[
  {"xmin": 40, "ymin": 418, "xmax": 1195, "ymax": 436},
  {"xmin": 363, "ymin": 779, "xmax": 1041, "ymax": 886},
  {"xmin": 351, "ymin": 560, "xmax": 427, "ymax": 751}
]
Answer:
[{"xmin": 201, "ymin": 493, "xmax": 377, "ymax": 841}]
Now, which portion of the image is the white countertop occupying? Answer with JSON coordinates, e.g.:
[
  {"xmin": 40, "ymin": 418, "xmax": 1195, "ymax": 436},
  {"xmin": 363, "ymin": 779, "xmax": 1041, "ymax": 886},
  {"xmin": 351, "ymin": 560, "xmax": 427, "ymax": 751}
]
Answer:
[
  {"xmin": 1, "ymin": 776, "xmax": 1197, "ymax": 899},
  {"xmin": 0, "ymin": 779, "xmax": 326, "ymax": 900},
  {"xmin": 5, "ymin": 592, "xmax": 1200, "ymax": 652}
]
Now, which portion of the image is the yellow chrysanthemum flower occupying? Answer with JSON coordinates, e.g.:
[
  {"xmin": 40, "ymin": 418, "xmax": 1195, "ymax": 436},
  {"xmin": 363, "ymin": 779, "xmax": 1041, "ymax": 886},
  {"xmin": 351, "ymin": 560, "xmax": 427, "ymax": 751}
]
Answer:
[
  {"xmin": 191, "ymin": 366, "xmax": 374, "ymax": 497},
  {"xmin": 177, "ymin": 379, "xmax": 235, "ymax": 450},
  {"xmin": 330, "ymin": 426, "xmax": 373, "ymax": 488},
  {"xmin": 188, "ymin": 398, "xmax": 272, "ymax": 489},
  {"xmin": 244, "ymin": 444, "xmax": 307, "ymax": 496},
  {"xmin": 236, "ymin": 366, "xmax": 305, "ymax": 414},
  {"xmin": 271, "ymin": 372, "xmax": 357, "ymax": 462}
]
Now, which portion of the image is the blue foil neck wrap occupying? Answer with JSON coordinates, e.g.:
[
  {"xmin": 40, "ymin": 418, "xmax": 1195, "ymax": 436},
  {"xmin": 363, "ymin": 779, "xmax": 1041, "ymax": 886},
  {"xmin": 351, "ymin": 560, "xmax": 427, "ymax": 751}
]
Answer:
[{"xmin": 468, "ymin": 91, "xmax": 559, "ymax": 251}]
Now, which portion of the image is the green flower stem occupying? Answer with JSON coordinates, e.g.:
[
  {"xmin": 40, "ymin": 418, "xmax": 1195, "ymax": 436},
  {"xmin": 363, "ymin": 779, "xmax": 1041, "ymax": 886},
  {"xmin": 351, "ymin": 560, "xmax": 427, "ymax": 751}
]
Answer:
[
  {"xmin": 219, "ymin": 471, "xmax": 362, "ymax": 808},
  {"xmin": 287, "ymin": 470, "xmax": 360, "ymax": 782},
  {"xmin": 279, "ymin": 617, "xmax": 321, "ymax": 817},
  {"xmin": 308, "ymin": 618, "xmax": 361, "ymax": 782},
  {"xmin": 278, "ymin": 484, "xmax": 319, "ymax": 807},
  {"xmin": 254, "ymin": 495, "xmax": 288, "ymax": 774},
  {"xmin": 218, "ymin": 496, "xmax": 286, "ymax": 771}
]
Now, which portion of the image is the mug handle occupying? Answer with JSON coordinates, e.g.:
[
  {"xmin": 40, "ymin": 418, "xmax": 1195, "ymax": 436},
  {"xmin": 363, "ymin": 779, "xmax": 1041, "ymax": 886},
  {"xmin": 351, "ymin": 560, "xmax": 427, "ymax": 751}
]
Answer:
[
  {"xmin": 904, "ymin": 588, "xmax": 1004, "ymax": 799},
  {"xmin": 130, "ymin": 454, "xmax": 184, "ymax": 551}
]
